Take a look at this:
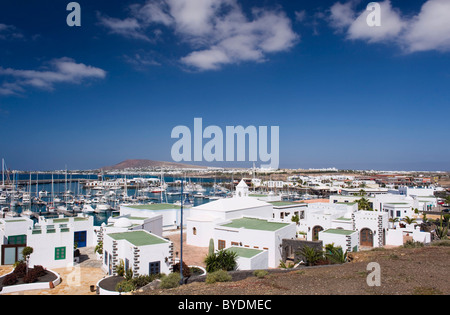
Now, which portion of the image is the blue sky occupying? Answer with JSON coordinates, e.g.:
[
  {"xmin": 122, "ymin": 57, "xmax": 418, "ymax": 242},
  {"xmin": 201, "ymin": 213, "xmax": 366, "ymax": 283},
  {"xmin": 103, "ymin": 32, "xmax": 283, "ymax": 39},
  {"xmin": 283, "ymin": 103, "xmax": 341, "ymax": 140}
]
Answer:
[{"xmin": 0, "ymin": 0, "xmax": 449, "ymax": 171}]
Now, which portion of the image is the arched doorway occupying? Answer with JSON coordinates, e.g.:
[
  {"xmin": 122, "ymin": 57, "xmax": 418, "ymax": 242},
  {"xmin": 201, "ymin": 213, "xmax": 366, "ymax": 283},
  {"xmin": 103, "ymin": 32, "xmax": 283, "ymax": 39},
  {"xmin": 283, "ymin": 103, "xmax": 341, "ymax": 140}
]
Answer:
[
  {"xmin": 312, "ymin": 226, "xmax": 323, "ymax": 241},
  {"xmin": 360, "ymin": 228, "xmax": 373, "ymax": 247}
]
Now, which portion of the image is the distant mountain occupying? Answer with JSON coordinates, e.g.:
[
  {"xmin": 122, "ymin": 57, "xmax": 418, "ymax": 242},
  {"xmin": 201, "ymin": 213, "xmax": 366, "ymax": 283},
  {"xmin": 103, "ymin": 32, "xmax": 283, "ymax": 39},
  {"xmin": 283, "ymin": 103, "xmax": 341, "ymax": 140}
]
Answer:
[{"xmin": 101, "ymin": 159, "xmax": 207, "ymax": 170}]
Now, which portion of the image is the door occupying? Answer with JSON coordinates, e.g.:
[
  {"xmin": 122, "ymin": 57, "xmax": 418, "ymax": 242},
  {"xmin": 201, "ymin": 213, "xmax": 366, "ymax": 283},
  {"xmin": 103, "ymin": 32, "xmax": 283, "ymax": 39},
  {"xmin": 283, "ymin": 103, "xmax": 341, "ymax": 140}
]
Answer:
[
  {"xmin": 360, "ymin": 228, "xmax": 373, "ymax": 247},
  {"xmin": 74, "ymin": 231, "xmax": 87, "ymax": 248},
  {"xmin": 312, "ymin": 226, "xmax": 323, "ymax": 241},
  {"xmin": 1, "ymin": 245, "xmax": 25, "ymax": 265}
]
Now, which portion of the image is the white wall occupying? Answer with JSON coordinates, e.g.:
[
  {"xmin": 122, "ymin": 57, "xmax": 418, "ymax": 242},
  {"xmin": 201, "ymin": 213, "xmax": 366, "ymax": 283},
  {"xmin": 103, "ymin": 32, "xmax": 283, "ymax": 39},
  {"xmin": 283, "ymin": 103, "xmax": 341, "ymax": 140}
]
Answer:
[
  {"xmin": 213, "ymin": 220, "xmax": 296, "ymax": 268},
  {"xmin": 186, "ymin": 218, "xmax": 216, "ymax": 247},
  {"xmin": 27, "ymin": 226, "xmax": 74, "ymax": 269},
  {"xmin": 102, "ymin": 232, "xmax": 172, "ymax": 276},
  {"xmin": 235, "ymin": 250, "xmax": 268, "ymax": 271}
]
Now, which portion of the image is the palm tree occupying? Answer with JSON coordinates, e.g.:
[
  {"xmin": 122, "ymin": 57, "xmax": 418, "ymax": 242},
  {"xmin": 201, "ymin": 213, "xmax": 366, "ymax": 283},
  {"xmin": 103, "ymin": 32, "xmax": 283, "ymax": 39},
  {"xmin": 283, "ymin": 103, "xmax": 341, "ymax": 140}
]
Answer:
[
  {"xmin": 389, "ymin": 217, "xmax": 400, "ymax": 228},
  {"xmin": 357, "ymin": 197, "xmax": 372, "ymax": 211},
  {"xmin": 325, "ymin": 244, "xmax": 348, "ymax": 264},
  {"xmin": 296, "ymin": 245, "xmax": 323, "ymax": 266},
  {"xmin": 403, "ymin": 216, "xmax": 417, "ymax": 225}
]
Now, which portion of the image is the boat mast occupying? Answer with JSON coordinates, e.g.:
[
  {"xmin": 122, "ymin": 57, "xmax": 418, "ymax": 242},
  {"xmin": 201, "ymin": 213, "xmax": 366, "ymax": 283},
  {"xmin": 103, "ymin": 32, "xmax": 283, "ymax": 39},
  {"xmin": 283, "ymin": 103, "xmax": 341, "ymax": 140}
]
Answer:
[{"xmin": 1, "ymin": 158, "xmax": 4, "ymax": 187}]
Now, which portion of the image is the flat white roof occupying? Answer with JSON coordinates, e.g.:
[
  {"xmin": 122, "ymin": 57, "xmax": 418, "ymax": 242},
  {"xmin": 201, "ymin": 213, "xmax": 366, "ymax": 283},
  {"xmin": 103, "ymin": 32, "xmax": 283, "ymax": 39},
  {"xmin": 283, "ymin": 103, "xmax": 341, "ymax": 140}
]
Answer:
[{"xmin": 192, "ymin": 197, "xmax": 270, "ymax": 212}]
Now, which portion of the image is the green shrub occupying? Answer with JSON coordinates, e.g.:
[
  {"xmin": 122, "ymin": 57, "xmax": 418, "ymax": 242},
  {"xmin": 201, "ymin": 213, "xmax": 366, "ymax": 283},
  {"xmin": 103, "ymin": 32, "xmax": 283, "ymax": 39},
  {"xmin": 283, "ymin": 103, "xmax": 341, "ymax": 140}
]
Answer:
[
  {"xmin": 402, "ymin": 240, "xmax": 424, "ymax": 248},
  {"xmin": 253, "ymin": 270, "xmax": 269, "ymax": 279},
  {"xmin": 160, "ymin": 273, "xmax": 181, "ymax": 289},
  {"xmin": 205, "ymin": 270, "xmax": 232, "ymax": 284},
  {"xmin": 431, "ymin": 240, "xmax": 450, "ymax": 247},
  {"xmin": 204, "ymin": 249, "xmax": 237, "ymax": 273},
  {"xmin": 115, "ymin": 280, "xmax": 136, "ymax": 293}
]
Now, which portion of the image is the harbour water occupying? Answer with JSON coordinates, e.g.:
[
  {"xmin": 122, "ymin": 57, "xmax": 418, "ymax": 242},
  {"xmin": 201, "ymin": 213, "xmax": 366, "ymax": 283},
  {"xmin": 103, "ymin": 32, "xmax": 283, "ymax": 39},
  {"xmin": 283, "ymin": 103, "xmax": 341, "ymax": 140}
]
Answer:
[{"xmin": 0, "ymin": 173, "xmax": 230, "ymax": 226}]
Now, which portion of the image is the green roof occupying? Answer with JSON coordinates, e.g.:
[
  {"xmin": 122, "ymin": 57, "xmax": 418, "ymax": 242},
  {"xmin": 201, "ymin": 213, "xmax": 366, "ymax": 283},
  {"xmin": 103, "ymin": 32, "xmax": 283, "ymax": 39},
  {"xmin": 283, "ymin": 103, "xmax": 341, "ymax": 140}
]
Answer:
[
  {"xmin": 108, "ymin": 231, "xmax": 169, "ymax": 246},
  {"xmin": 221, "ymin": 217, "xmax": 289, "ymax": 232},
  {"xmin": 227, "ymin": 247, "xmax": 263, "ymax": 258},
  {"xmin": 126, "ymin": 203, "xmax": 180, "ymax": 211},
  {"xmin": 322, "ymin": 229, "xmax": 355, "ymax": 236}
]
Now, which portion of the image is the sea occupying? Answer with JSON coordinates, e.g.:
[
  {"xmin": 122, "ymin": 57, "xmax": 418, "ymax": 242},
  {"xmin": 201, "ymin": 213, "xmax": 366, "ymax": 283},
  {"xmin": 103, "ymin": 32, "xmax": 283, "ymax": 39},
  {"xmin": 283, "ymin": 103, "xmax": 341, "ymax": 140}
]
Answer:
[{"xmin": 1, "ymin": 173, "xmax": 226, "ymax": 226}]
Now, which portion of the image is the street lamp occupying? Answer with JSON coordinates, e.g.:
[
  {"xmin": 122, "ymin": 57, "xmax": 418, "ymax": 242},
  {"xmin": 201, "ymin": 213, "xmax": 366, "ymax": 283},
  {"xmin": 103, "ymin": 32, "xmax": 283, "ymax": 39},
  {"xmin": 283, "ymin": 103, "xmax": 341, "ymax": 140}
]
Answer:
[{"xmin": 179, "ymin": 179, "xmax": 184, "ymax": 285}]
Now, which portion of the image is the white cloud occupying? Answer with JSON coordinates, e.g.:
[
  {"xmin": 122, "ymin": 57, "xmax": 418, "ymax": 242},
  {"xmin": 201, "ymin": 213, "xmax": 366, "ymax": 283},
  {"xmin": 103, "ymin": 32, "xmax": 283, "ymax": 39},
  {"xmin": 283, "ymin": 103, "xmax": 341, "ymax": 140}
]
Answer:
[
  {"xmin": 403, "ymin": 0, "xmax": 450, "ymax": 52},
  {"xmin": 0, "ymin": 58, "xmax": 106, "ymax": 96},
  {"xmin": 98, "ymin": 0, "xmax": 298, "ymax": 71},
  {"xmin": 329, "ymin": 1, "xmax": 357, "ymax": 30},
  {"xmin": 0, "ymin": 23, "xmax": 24, "ymax": 40},
  {"xmin": 347, "ymin": 0, "xmax": 405, "ymax": 43},
  {"xmin": 97, "ymin": 14, "xmax": 152, "ymax": 42},
  {"xmin": 329, "ymin": 0, "xmax": 450, "ymax": 53}
]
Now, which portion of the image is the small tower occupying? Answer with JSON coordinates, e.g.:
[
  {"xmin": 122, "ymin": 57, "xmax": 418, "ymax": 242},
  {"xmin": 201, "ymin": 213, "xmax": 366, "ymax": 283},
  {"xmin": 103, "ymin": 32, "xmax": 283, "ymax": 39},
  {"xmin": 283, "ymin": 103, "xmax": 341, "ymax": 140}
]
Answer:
[{"xmin": 236, "ymin": 179, "xmax": 249, "ymax": 198}]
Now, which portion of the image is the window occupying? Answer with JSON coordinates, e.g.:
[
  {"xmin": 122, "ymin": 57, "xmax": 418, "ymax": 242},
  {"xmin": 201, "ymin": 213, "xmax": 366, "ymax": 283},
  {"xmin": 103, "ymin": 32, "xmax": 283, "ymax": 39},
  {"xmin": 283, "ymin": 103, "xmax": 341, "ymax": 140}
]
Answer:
[
  {"xmin": 55, "ymin": 247, "xmax": 66, "ymax": 260},
  {"xmin": 218, "ymin": 240, "xmax": 226, "ymax": 250},
  {"xmin": 149, "ymin": 261, "xmax": 160, "ymax": 275},
  {"xmin": 8, "ymin": 235, "xmax": 26, "ymax": 245},
  {"xmin": 193, "ymin": 227, "xmax": 197, "ymax": 235}
]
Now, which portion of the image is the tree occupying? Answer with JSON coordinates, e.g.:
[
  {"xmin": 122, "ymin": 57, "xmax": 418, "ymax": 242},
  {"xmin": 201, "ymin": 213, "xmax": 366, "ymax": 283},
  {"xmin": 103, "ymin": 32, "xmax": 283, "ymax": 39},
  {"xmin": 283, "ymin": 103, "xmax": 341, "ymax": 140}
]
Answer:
[
  {"xmin": 445, "ymin": 195, "xmax": 450, "ymax": 205},
  {"xmin": 403, "ymin": 216, "xmax": 417, "ymax": 225},
  {"xmin": 389, "ymin": 217, "xmax": 400, "ymax": 228},
  {"xmin": 291, "ymin": 214, "xmax": 300, "ymax": 225},
  {"xmin": 325, "ymin": 244, "xmax": 348, "ymax": 264},
  {"xmin": 296, "ymin": 245, "xmax": 323, "ymax": 266},
  {"xmin": 22, "ymin": 246, "xmax": 34, "ymax": 274},
  {"xmin": 357, "ymin": 197, "xmax": 372, "ymax": 211}
]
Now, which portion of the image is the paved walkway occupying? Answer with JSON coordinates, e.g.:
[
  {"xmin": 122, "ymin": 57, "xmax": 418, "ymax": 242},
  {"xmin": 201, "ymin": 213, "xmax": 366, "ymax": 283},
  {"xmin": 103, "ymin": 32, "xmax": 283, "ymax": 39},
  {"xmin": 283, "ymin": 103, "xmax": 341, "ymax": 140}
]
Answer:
[{"xmin": 1, "ymin": 247, "xmax": 108, "ymax": 295}]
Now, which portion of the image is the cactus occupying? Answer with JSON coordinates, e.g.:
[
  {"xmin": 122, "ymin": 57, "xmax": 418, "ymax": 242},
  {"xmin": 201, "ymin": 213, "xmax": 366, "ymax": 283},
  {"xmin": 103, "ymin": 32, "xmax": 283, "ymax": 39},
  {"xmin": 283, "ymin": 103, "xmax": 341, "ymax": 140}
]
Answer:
[{"xmin": 208, "ymin": 238, "xmax": 215, "ymax": 255}]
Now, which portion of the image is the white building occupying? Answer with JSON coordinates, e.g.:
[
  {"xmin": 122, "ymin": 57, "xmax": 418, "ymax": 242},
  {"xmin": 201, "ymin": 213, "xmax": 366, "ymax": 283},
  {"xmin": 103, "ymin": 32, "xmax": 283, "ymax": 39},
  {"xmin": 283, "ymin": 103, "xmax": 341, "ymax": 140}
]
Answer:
[
  {"xmin": 319, "ymin": 229, "xmax": 359, "ymax": 253},
  {"xmin": 37, "ymin": 214, "xmax": 95, "ymax": 249},
  {"xmin": 186, "ymin": 180, "xmax": 296, "ymax": 268},
  {"xmin": 187, "ymin": 181, "xmax": 273, "ymax": 247},
  {"xmin": 227, "ymin": 246, "xmax": 268, "ymax": 270},
  {"xmin": 26, "ymin": 223, "xmax": 74, "ymax": 269},
  {"xmin": 102, "ymin": 230, "xmax": 173, "ymax": 276},
  {"xmin": 215, "ymin": 216, "xmax": 296, "ymax": 268},
  {"xmin": 120, "ymin": 203, "xmax": 187, "ymax": 229},
  {"xmin": 1, "ymin": 215, "xmax": 95, "ymax": 269},
  {"xmin": 106, "ymin": 214, "xmax": 163, "ymax": 237},
  {"xmin": 0, "ymin": 217, "xmax": 34, "ymax": 265}
]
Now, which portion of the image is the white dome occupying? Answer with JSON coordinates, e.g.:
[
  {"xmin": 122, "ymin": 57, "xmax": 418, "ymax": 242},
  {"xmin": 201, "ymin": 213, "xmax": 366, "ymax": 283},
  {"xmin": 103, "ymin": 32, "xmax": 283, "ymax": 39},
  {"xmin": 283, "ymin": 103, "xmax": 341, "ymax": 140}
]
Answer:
[{"xmin": 114, "ymin": 218, "xmax": 132, "ymax": 228}]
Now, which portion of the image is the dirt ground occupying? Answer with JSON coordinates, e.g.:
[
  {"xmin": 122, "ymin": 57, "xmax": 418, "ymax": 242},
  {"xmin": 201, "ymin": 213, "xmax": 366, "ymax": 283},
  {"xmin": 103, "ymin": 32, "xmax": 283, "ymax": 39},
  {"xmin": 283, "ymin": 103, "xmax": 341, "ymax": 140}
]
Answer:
[
  {"xmin": 167, "ymin": 232, "xmax": 209, "ymax": 268},
  {"xmin": 142, "ymin": 245, "xmax": 450, "ymax": 295}
]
